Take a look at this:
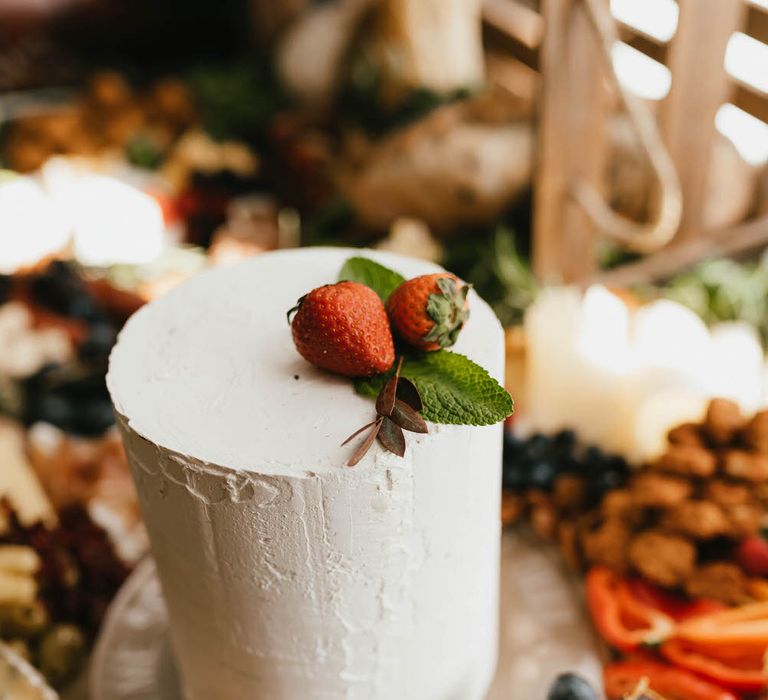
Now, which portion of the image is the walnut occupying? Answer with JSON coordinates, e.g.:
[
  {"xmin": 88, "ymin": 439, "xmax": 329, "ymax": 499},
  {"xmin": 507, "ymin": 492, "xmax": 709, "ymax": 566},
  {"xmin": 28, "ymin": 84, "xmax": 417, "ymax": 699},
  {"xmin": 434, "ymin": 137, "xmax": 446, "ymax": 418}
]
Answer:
[
  {"xmin": 705, "ymin": 398, "xmax": 743, "ymax": 445},
  {"xmin": 742, "ymin": 410, "xmax": 768, "ymax": 454},
  {"xmin": 558, "ymin": 520, "xmax": 581, "ymax": 570},
  {"xmin": 601, "ymin": 489, "xmax": 634, "ymax": 519},
  {"xmin": 530, "ymin": 501, "xmax": 558, "ymax": 541},
  {"xmin": 581, "ymin": 517, "xmax": 632, "ymax": 572},
  {"xmin": 631, "ymin": 473, "xmax": 692, "ymax": 508},
  {"xmin": 628, "ymin": 530, "xmax": 696, "ymax": 588},
  {"xmin": 724, "ymin": 504, "xmax": 763, "ymax": 539},
  {"xmin": 653, "ymin": 445, "xmax": 716, "ymax": 478},
  {"xmin": 704, "ymin": 479, "xmax": 750, "ymax": 508},
  {"xmin": 721, "ymin": 450, "xmax": 768, "ymax": 483},
  {"xmin": 660, "ymin": 501, "xmax": 730, "ymax": 540},
  {"xmin": 667, "ymin": 422, "xmax": 706, "ymax": 448},
  {"xmin": 501, "ymin": 492, "xmax": 523, "ymax": 527},
  {"xmin": 553, "ymin": 474, "xmax": 587, "ymax": 513},
  {"xmin": 755, "ymin": 483, "xmax": 768, "ymax": 509},
  {"xmin": 685, "ymin": 562, "xmax": 750, "ymax": 605}
]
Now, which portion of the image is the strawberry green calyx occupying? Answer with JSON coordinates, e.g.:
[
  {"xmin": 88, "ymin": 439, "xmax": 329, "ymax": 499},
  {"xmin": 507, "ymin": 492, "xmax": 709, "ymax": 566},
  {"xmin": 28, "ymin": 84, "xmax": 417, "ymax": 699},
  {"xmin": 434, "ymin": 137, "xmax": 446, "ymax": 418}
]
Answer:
[{"xmin": 423, "ymin": 278, "xmax": 471, "ymax": 349}]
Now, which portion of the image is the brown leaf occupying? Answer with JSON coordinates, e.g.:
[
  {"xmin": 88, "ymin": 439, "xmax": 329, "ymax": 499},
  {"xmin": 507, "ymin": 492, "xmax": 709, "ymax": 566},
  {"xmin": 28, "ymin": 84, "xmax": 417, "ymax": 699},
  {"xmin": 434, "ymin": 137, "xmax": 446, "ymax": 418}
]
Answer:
[
  {"xmin": 396, "ymin": 377, "xmax": 423, "ymax": 411},
  {"xmin": 375, "ymin": 356, "xmax": 403, "ymax": 416},
  {"xmin": 391, "ymin": 399, "xmax": 428, "ymax": 434},
  {"xmin": 376, "ymin": 375, "xmax": 398, "ymax": 416},
  {"xmin": 347, "ymin": 418, "xmax": 383, "ymax": 467},
  {"xmin": 377, "ymin": 417, "xmax": 405, "ymax": 457},
  {"xmin": 341, "ymin": 418, "xmax": 380, "ymax": 446}
]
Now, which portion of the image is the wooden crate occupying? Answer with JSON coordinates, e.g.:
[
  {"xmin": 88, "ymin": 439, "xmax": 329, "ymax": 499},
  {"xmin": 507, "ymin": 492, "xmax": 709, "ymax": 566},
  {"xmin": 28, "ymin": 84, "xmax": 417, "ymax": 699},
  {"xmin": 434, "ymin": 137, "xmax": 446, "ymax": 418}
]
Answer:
[{"xmin": 484, "ymin": 0, "xmax": 768, "ymax": 284}]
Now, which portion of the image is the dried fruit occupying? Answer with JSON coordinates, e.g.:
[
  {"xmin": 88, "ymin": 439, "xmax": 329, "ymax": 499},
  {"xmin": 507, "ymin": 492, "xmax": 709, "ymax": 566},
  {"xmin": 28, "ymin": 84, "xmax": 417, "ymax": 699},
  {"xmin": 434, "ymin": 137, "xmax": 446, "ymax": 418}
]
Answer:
[
  {"xmin": 289, "ymin": 282, "xmax": 395, "ymax": 377},
  {"xmin": 386, "ymin": 273, "xmax": 470, "ymax": 351}
]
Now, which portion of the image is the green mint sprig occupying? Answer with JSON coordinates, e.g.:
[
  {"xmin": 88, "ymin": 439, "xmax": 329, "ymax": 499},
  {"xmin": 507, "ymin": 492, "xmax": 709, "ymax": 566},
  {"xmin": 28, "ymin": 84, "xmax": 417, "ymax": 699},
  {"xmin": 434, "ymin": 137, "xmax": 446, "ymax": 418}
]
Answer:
[
  {"xmin": 338, "ymin": 256, "xmax": 405, "ymax": 302},
  {"xmin": 339, "ymin": 257, "xmax": 513, "ymax": 427}
]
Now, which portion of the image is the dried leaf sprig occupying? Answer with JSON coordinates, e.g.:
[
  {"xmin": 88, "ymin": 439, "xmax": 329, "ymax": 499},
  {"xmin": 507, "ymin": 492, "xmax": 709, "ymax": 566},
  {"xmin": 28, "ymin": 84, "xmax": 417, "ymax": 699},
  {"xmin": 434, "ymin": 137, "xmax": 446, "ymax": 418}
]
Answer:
[{"xmin": 342, "ymin": 357, "xmax": 428, "ymax": 466}]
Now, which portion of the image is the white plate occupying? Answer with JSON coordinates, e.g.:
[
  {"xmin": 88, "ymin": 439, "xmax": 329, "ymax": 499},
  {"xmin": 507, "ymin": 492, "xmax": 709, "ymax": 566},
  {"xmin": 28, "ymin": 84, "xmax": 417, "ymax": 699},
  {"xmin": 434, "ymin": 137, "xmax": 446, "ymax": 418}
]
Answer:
[{"xmin": 91, "ymin": 529, "xmax": 604, "ymax": 700}]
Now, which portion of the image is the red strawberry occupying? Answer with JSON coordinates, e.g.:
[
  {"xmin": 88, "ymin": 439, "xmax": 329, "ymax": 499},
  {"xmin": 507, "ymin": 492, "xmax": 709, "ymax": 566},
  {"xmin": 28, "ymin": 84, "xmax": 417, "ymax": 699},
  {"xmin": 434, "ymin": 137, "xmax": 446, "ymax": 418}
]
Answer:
[
  {"xmin": 735, "ymin": 535, "xmax": 768, "ymax": 577},
  {"xmin": 289, "ymin": 281, "xmax": 395, "ymax": 377},
  {"xmin": 386, "ymin": 273, "xmax": 470, "ymax": 351}
]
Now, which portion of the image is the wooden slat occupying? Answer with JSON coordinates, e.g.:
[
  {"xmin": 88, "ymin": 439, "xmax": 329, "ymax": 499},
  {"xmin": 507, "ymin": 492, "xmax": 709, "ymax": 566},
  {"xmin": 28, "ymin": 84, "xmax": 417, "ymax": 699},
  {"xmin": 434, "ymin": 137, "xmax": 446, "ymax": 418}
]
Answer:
[
  {"xmin": 731, "ymin": 82, "xmax": 768, "ymax": 124},
  {"xmin": 617, "ymin": 23, "xmax": 668, "ymax": 65},
  {"xmin": 533, "ymin": 0, "xmax": 610, "ymax": 283},
  {"xmin": 746, "ymin": 2, "xmax": 768, "ymax": 44},
  {"xmin": 482, "ymin": 0, "xmax": 542, "ymax": 69},
  {"xmin": 660, "ymin": 0, "xmax": 746, "ymax": 240},
  {"xmin": 590, "ymin": 214, "xmax": 768, "ymax": 288}
]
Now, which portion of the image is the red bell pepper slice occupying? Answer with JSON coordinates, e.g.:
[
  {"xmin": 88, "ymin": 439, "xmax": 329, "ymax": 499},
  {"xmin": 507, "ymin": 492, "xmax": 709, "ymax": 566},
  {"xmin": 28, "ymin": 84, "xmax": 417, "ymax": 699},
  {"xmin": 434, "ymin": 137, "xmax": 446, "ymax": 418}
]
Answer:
[
  {"xmin": 586, "ymin": 566, "xmax": 676, "ymax": 653},
  {"xmin": 662, "ymin": 638, "xmax": 768, "ymax": 692},
  {"xmin": 604, "ymin": 658, "xmax": 739, "ymax": 700},
  {"xmin": 628, "ymin": 578, "xmax": 727, "ymax": 621}
]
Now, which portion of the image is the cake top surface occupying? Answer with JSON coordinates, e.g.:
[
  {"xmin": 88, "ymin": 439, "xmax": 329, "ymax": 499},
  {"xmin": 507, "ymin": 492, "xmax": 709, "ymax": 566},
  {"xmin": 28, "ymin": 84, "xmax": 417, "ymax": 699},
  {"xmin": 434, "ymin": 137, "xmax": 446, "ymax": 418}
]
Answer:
[{"xmin": 107, "ymin": 248, "xmax": 503, "ymax": 475}]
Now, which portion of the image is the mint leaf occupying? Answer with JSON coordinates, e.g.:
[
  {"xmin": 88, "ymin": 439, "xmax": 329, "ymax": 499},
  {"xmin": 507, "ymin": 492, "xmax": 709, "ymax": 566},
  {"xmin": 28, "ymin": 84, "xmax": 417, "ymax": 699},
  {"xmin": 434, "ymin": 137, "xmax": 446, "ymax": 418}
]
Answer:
[
  {"xmin": 338, "ymin": 257, "xmax": 405, "ymax": 301},
  {"xmin": 355, "ymin": 351, "xmax": 513, "ymax": 426}
]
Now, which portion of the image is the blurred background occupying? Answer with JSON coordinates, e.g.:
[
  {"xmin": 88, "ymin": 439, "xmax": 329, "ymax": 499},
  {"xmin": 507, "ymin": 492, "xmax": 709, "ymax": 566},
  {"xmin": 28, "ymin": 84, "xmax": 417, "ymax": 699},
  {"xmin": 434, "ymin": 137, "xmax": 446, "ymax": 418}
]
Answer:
[{"xmin": 0, "ymin": 0, "xmax": 768, "ymax": 696}]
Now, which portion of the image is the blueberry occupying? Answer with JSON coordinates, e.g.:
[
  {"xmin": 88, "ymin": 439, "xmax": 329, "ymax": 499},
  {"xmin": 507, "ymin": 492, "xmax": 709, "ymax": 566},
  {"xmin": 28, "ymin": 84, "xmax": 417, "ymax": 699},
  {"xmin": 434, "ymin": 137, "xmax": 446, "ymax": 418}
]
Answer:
[
  {"xmin": 559, "ymin": 456, "xmax": 581, "ymax": 474},
  {"xmin": 503, "ymin": 432, "xmax": 525, "ymax": 464},
  {"xmin": 502, "ymin": 462, "xmax": 528, "ymax": 490},
  {"xmin": 553, "ymin": 429, "xmax": 577, "ymax": 452},
  {"xmin": 603, "ymin": 455, "xmax": 629, "ymax": 474},
  {"xmin": 528, "ymin": 460, "xmax": 558, "ymax": 490},
  {"xmin": 583, "ymin": 445, "xmax": 605, "ymax": 467},
  {"xmin": 73, "ymin": 399, "xmax": 115, "ymax": 436},
  {"xmin": 79, "ymin": 323, "xmax": 116, "ymax": 361},
  {"xmin": 60, "ymin": 373, "xmax": 108, "ymax": 402},
  {"xmin": 587, "ymin": 468, "xmax": 627, "ymax": 505},
  {"xmin": 547, "ymin": 672, "xmax": 599, "ymax": 700},
  {"xmin": 67, "ymin": 295, "xmax": 104, "ymax": 322},
  {"xmin": 523, "ymin": 433, "xmax": 550, "ymax": 460},
  {"xmin": 32, "ymin": 393, "xmax": 75, "ymax": 430}
]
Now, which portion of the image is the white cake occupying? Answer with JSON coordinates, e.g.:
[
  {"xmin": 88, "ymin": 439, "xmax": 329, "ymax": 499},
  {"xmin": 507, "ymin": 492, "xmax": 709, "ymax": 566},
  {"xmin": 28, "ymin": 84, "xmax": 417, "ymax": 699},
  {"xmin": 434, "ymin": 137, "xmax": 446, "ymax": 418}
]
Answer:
[{"xmin": 107, "ymin": 248, "xmax": 504, "ymax": 700}]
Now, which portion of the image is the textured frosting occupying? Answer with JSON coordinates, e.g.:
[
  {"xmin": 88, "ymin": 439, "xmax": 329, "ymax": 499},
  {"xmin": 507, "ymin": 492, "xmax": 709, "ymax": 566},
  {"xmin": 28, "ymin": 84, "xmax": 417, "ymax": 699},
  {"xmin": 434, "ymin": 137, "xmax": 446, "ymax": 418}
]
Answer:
[{"xmin": 108, "ymin": 248, "xmax": 504, "ymax": 700}]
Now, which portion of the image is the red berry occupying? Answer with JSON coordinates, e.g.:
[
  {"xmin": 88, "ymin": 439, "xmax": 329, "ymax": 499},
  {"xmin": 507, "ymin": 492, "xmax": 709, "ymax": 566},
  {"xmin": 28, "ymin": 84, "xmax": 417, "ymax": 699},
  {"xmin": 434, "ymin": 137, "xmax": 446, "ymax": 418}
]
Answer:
[
  {"xmin": 735, "ymin": 535, "xmax": 768, "ymax": 577},
  {"xmin": 386, "ymin": 273, "xmax": 470, "ymax": 352},
  {"xmin": 290, "ymin": 281, "xmax": 395, "ymax": 377}
]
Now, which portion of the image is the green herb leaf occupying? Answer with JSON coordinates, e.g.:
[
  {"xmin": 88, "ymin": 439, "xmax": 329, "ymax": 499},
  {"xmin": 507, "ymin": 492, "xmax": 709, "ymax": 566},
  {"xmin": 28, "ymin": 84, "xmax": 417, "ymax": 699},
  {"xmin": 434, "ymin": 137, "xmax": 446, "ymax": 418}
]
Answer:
[
  {"xmin": 338, "ymin": 257, "xmax": 405, "ymax": 302},
  {"xmin": 355, "ymin": 351, "xmax": 513, "ymax": 426}
]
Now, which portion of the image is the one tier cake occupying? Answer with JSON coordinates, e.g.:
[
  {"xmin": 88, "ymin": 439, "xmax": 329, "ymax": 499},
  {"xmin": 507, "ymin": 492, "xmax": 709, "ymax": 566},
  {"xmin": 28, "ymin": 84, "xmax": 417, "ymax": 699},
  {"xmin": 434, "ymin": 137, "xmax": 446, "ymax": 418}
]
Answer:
[{"xmin": 107, "ymin": 247, "xmax": 505, "ymax": 700}]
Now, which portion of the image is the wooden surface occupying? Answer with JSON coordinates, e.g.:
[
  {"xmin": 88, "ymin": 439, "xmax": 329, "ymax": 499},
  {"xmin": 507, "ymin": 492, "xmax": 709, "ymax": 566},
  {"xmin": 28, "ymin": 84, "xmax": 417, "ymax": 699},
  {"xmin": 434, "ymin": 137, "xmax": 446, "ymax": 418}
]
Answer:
[
  {"xmin": 659, "ymin": 0, "xmax": 746, "ymax": 241},
  {"xmin": 591, "ymin": 213, "xmax": 768, "ymax": 288},
  {"xmin": 533, "ymin": 0, "xmax": 609, "ymax": 283},
  {"xmin": 487, "ymin": 529, "xmax": 603, "ymax": 698}
]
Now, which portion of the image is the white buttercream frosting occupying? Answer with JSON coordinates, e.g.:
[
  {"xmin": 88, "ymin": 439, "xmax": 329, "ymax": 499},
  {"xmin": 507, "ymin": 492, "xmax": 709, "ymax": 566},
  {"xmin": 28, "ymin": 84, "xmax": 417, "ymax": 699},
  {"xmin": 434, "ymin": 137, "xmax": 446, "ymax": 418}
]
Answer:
[{"xmin": 108, "ymin": 248, "xmax": 504, "ymax": 700}]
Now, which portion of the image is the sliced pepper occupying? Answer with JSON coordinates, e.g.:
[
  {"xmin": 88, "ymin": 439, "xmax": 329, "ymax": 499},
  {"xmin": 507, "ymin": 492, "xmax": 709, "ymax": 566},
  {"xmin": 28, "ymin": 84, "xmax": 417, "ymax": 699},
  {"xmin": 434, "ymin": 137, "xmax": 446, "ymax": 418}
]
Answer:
[
  {"xmin": 628, "ymin": 578, "xmax": 727, "ymax": 621},
  {"xmin": 675, "ymin": 601, "xmax": 768, "ymax": 646},
  {"xmin": 586, "ymin": 566, "xmax": 676, "ymax": 652},
  {"xmin": 604, "ymin": 658, "xmax": 738, "ymax": 700},
  {"xmin": 662, "ymin": 638, "xmax": 768, "ymax": 692}
]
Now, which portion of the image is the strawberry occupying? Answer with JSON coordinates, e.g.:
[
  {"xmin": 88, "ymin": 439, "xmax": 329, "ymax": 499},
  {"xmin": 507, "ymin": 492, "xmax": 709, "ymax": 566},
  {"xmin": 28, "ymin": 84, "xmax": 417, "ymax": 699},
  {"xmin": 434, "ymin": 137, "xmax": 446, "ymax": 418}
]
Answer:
[
  {"xmin": 289, "ymin": 281, "xmax": 395, "ymax": 377},
  {"xmin": 735, "ymin": 535, "xmax": 768, "ymax": 577},
  {"xmin": 386, "ymin": 273, "xmax": 470, "ymax": 351}
]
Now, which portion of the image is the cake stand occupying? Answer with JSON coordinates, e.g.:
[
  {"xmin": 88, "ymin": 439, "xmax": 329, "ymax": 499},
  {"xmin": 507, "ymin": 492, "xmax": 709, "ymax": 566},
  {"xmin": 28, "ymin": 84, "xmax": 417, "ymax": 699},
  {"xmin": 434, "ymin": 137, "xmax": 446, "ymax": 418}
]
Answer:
[{"xmin": 90, "ymin": 529, "xmax": 604, "ymax": 699}]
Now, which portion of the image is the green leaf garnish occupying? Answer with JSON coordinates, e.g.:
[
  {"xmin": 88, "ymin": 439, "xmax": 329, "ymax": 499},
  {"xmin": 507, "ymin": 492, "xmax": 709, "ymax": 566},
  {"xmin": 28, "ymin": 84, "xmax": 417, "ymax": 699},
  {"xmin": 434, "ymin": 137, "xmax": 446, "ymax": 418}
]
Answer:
[
  {"xmin": 355, "ymin": 351, "xmax": 513, "ymax": 426},
  {"xmin": 338, "ymin": 257, "xmax": 405, "ymax": 302}
]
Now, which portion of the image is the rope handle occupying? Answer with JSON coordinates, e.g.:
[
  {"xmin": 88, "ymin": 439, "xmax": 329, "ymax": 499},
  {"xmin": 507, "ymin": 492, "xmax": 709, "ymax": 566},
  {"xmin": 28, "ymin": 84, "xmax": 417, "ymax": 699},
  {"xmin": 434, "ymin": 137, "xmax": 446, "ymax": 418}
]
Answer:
[{"xmin": 574, "ymin": 0, "xmax": 683, "ymax": 253}]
